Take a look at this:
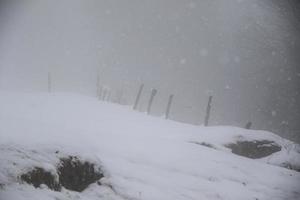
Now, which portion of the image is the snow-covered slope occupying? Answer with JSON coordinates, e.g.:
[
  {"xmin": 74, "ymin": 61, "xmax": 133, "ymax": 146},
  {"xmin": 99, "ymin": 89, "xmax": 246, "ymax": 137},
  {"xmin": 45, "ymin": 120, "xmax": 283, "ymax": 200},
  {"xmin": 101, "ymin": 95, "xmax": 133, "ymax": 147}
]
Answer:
[{"xmin": 0, "ymin": 91, "xmax": 299, "ymax": 200}]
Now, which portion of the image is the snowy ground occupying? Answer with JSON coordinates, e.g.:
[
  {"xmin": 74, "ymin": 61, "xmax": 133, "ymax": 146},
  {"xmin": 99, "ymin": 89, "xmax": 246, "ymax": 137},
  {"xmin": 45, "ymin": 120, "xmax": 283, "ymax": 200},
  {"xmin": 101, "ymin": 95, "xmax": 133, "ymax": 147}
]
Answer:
[{"xmin": 0, "ymin": 91, "xmax": 299, "ymax": 200}]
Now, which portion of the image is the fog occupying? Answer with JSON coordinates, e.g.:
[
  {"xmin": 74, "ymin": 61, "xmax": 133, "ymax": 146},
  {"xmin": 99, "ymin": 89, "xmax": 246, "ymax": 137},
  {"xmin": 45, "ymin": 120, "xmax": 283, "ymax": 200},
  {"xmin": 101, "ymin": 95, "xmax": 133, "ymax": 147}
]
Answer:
[{"xmin": 0, "ymin": 0, "xmax": 299, "ymax": 142}]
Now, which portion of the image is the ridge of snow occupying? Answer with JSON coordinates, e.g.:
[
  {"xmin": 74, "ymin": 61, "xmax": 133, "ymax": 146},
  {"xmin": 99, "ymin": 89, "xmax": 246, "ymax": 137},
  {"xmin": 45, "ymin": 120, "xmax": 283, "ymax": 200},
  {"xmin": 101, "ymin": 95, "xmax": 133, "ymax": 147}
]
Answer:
[{"xmin": 0, "ymin": 91, "xmax": 299, "ymax": 200}]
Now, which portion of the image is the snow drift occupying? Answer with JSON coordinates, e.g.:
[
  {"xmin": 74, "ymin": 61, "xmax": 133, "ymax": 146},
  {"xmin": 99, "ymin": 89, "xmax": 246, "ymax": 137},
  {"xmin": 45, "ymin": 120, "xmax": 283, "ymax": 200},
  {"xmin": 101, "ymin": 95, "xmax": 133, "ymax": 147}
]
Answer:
[{"xmin": 0, "ymin": 91, "xmax": 299, "ymax": 200}]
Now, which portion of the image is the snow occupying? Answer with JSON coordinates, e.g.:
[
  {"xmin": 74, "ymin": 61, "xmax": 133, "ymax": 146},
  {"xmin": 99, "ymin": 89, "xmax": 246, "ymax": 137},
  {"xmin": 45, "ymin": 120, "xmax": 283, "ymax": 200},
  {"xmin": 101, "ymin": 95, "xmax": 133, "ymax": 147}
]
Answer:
[{"xmin": 0, "ymin": 91, "xmax": 299, "ymax": 200}]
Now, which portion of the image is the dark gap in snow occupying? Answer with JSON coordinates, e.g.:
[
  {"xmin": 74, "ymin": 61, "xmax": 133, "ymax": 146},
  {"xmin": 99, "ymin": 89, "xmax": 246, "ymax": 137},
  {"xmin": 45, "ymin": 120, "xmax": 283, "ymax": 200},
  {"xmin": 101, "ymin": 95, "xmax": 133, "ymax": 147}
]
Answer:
[
  {"xmin": 57, "ymin": 156, "xmax": 104, "ymax": 192},
  {"xmin": 190, "ymin": 141, "xmax": 216, "ymax": 149},
  {"xmin": 20, "ymin": 167, "xmax": 61, "ymax": 191},
  {"xmin": 225, "ymin": 140, "xmax": 281, "ymax": 159},
  {"xmin": 20, "ymin": 156, "xmax": 104, "ymax": 192}
]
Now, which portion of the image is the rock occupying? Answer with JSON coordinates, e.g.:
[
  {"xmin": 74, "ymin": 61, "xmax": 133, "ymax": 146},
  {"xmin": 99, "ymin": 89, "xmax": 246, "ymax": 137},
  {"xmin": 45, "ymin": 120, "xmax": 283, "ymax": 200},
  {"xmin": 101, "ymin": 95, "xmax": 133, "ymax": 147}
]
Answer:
[
  {"xmin": 280, "ymin": 162, "xmax": 300, "ymax": 172},
  {"xmin": 20, "ymin": 156, "xmax": 104, "ymax": 192},
  {"xmin": 225, "ymin": 140, "xmax": 281, "ymax": 159},
  {"xmin": 20, "ymin": 167, "xmax": 61, "ymax": 191},
  {"xmin": 57, "ymin": 156, "xmax": 104, "ymax": 192}
]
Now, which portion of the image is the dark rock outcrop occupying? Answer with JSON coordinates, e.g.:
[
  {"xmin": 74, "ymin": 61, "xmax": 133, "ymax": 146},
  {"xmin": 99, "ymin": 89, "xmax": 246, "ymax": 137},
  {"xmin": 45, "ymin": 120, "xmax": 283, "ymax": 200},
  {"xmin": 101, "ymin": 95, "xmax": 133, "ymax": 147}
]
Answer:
[
  {"xmin": 20, "ymin": 167, "xmax": 61, "ymax": 191},
  {"xmin": 58, "ymin": 156, "xmax": 104, "ymax": 192},
  {"xmin": 20, "ymin": 156, "xmax": 104, "ymax": 192},
  {"xmin": 225, "ymin": 140, "xmax": 281, "ymax": 159}
]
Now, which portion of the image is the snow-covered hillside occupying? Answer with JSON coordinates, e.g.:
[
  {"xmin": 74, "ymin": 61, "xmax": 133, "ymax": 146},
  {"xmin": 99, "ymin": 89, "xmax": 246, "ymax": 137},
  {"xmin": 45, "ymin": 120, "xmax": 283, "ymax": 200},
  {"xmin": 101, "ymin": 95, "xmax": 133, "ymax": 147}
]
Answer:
[{"xmin": 0, "ymin": 91, "xmax": 299, "ymax": 200}]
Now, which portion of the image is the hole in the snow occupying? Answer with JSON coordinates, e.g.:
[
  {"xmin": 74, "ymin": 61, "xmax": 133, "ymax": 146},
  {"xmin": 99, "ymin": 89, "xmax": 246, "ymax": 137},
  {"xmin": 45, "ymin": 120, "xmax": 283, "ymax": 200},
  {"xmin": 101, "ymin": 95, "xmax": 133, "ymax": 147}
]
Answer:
[
  {"xmin": 225, "ymin": 140, "xmax": 281, "ymax": 159},
  {"xmin": 57, "ymin": 156, "xmax": 104, "ymax": 192},
  {"xmin": 198, "ymin": 142, "xmax": 215, "ymax": 149},
  {"xmin": 20, "ymin": 167, "xmax": 61, "ymax": 191},
  {"xmin": 190, "ymin": 141, "xmax": 216, "ymax": 149},
  {"xmin": 20, "ymin": 156, "xmax": 104, "ymax": 192}
]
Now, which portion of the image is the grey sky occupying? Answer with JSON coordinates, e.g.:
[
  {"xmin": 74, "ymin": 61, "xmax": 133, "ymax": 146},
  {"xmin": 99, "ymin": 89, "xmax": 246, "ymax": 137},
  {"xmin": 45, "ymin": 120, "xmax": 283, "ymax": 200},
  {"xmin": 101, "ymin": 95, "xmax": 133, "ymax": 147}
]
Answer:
[{"xmin": 0, "ymin": 0, "xmax": 299, "ymax": 142}]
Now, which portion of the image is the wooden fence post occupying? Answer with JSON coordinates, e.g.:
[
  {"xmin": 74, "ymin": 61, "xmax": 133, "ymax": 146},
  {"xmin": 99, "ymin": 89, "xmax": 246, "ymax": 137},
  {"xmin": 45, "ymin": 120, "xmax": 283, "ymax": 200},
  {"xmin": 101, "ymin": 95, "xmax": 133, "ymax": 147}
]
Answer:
[
  {"xmin": 102, "ymin": 88, "xmax": 107, "ymax": 101},
  {"xmin": 133, "ymin": 84, "xmax": 144, "ymax": 110},
  {"xmin": 204, "ymin": 95, "xmax": 213, "ymax": 126},
  {"xmin": 147, "ymin": 88, "xmax": 157, "ymax": 115},
  {"xmin": 165, "ymin": 94, "xmax": 174, "ymax": 119},
  {"xmin": 96, "ymin": 70, "xmax": 100, "ymax": 98},
  {"xmin": 245, "ymin": 122, "xmax": 252, "ymax": 129},
  {"xmin": 48, "ymin": 72, "xmax": 52, "ymax": 93},
  {"xmin": 106, "ymin": 89, "xmax": 111, "ymax": 102},
  {"xmin": 98, "ymin": 85, "xmax": 103, "ymax": 100},
  {"xmin": 117, "ymin": 89, "xmax": 123, "ymax": 104}
]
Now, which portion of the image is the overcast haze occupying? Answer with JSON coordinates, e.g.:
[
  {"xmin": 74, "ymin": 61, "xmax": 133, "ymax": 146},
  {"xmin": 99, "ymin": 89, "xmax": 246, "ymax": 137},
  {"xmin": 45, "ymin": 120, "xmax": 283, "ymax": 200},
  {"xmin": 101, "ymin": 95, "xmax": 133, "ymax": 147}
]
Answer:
[{"xmin": 0, "ymin": 0, "xmax": 299, "ymax": 142}]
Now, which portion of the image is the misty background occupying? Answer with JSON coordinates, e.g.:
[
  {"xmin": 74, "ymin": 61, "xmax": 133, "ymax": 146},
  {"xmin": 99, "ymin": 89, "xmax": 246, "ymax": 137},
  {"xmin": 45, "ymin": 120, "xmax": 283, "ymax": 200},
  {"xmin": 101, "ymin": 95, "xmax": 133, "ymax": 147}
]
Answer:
[{"xmin": 0, "ymin": 0, "xmax": 299, "ymax": 142}]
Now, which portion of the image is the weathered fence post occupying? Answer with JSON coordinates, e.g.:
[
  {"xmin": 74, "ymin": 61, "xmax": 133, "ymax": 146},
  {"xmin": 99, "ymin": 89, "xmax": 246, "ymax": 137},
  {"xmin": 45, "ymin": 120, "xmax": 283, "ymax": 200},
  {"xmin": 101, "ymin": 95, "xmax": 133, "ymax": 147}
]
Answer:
[
  {"xmin": 165, "ymin": 94, "xmax": 174, "ymax": 119},
  {"xmin": 106, "ymin": 89, "xmax": 111, "ymax": 102},
  {"xmin": 117, "ymin": 89, "xmax": 123, "ymax": 104},
  {"xmin": 96, "ymin": 70, "xmax": 100, "ymax": 98},
  {"xmin": 204, "ymin": 95, "xmax": 213, "ymax": 126},
  {"xmin": 245, "ymin": 121, "xmax": 252, "ymax": 129},
  {"xmin": 102, "ymin": 88, "xmax": 107, "ymax": 101},
  {"xmin": 147, "ymin": 88, "xmax": 157, "ymax": 115},
  {"xmin": 133, "ymin": 84, "xmax": 144, "ymax": 110},
  {"xmin": 48, "ymin": 72, "xmax": 52, "ymax": 93},
  {"xmin": 98, "ymin": 85, "xmax": 103, "ymax": 100}
]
